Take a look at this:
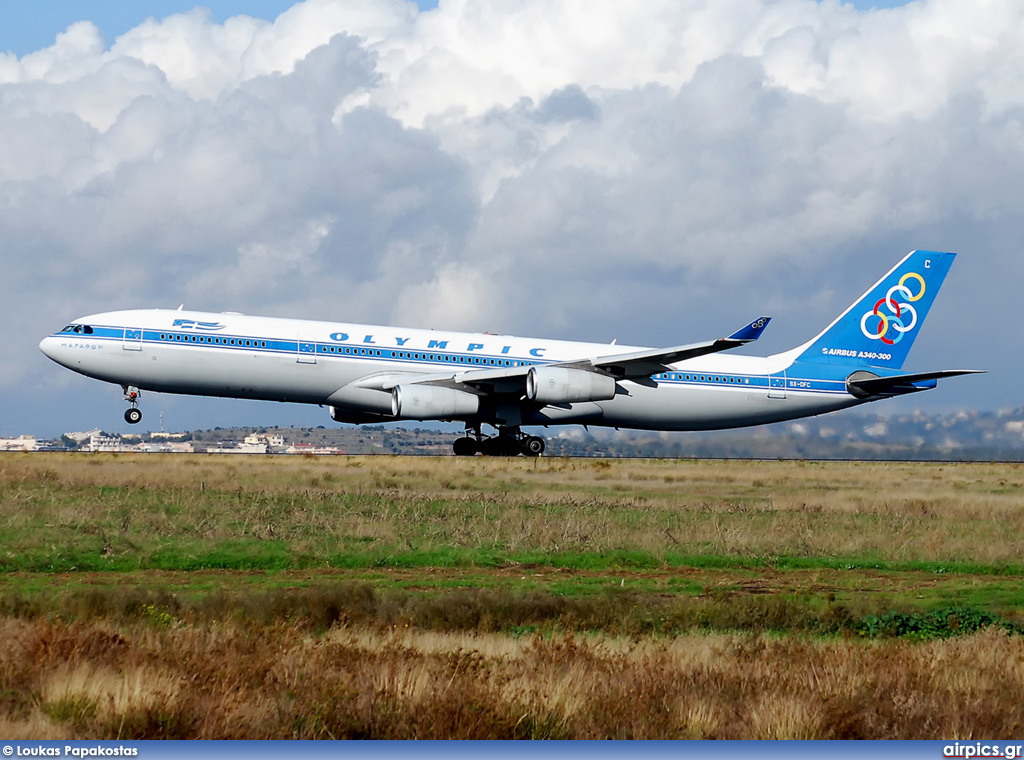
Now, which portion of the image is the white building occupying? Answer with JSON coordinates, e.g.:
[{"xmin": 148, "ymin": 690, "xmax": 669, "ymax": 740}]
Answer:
[
  {"xmin": 89, "ymin": 434, "xmax": 133, "ymax": 453},
  {"xmin": 134, "ymin": 441, "xmax": 195, "ymax": 453},
  {"xmin": 285, "ymin": 443, "xmax": 343, "ymax": 455},
  {"xmin": 64, "ymin": 429, "xmax": 102, "ymax": 444},
  {"xmin": 244, "ymin": 433, "xmax": 286, "ymax": 449},
  {"xmin": 0, "ymin": 435, "xmax": 38, "ymax": 451},
  {"xmin": 209, "ymin": 442, "xmax": 269, "ymax": 454}
]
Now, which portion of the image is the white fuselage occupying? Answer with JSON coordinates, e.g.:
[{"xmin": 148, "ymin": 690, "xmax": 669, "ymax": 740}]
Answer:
[{"xmin": 39, "ymin": 308, "xmax": 861, "ymax": 431}]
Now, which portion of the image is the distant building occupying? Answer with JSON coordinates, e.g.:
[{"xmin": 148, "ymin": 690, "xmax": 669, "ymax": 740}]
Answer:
[
  {"xmin": 0, "ymin": 435, "xmax": 39, "ymax": 451},
  {"xmin": 209, "ymin": 442, "xmax": 269, "ymax": 454},
  {"xmin": 65, "ymin": 430, "xmax": 102, "ymax": 444},
  {"xmin": 244, "ymin": 433, "xmax": 286, "ymax": 449},
  {"xmin": 285, "ymin": 443, "xmax": 343, "ymax": 455},
  {"xmin": 89, "ymin": 434, "xmax": 133, "ymax": 453},
  {"xmin": 134, "ymin": 441, "xmax": 195, "ymax": 453}
]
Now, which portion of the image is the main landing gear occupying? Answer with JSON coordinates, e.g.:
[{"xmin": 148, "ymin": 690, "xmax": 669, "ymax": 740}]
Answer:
[
  {"xmin": 452, "ymin": 426, "xmax": 545, "ymax": 457},
  {"xmin": 123, "ymin": 386, "xmax": 142, "ymax": 424}
]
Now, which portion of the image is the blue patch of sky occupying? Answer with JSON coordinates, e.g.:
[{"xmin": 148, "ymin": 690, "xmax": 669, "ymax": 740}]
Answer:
[{"xmin": 3, "ymin": 0, "xmax": 912, "ymax": 58}]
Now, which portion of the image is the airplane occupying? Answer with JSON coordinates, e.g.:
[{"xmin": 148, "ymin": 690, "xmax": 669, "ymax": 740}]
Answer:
[{"xmin": 39, "ymin": 250, "xmax": 981, "ymax": 456}]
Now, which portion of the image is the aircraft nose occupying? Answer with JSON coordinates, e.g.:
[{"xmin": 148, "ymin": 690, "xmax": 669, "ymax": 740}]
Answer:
[
  {"xmin": 39, "ymin": 336, "xmax": 66, "ymax": 365},
  {"xmin": 39, "ymin": 336, "xmax": 55, "ymax": 359}
]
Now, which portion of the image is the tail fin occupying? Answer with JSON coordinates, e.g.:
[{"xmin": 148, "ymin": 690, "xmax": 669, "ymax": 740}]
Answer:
[{"xmin": 796, "ymin": 250, "xmax": 956, "ymax": 370}]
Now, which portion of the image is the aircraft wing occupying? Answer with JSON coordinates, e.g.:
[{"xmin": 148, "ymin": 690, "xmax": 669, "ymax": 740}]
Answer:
[
  {"xmin": 347, "ymin": 366, "xmax": 526, "ymax": 395},
  {"xmin": 339, "ymin": 316, "xmax": 772, "ymax": 399},
  {"xmin": 556, "ymin": 316, "xmax": 771, "ymax": 379},
  {"xmin": 846, "ymin": 369, "xmax": 985, "ymax": 398}
]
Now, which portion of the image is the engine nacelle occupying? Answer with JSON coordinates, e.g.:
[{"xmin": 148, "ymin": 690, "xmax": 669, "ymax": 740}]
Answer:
[
  {"xmin": 326, "ymin": 384, "xmax": 394, "ymax": 415},
  {"xmin": 329, "ymin": 406, "xmax": 394, "ymax": 425},
  {"xmin": 391, "ymin": 384, "xmax": 480, "ymax": 420},
  {"xmin": 526, "ymin": 366, "xmax": 617, "ymax": 404}
]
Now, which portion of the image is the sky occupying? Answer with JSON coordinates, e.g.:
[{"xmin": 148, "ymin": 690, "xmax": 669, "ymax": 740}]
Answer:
[{"xmin": 1, "ymin": 0, "xmax": 1018, "ymax": 439}]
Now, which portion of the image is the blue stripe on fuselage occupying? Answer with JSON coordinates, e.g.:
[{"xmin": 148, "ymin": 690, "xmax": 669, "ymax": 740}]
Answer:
[{"xmin": 56, "ymin": 328, "xmax": 877, "ymax": 397}]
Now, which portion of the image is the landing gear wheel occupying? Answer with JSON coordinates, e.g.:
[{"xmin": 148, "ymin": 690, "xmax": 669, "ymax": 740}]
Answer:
[
  {"xmin": 452, "ymin": 426, "xmax": 546, "ymax": 457},
  {"xmin": 452, "ymin": 437, "xmax": 478, "ymax": 456},
  {"xmin": 522, "ymin": 436, "xmax": 545, "ymax": 456},
  {"xmin": 124, "ymin": 408, "xmax": 142, "ymax": 425}
]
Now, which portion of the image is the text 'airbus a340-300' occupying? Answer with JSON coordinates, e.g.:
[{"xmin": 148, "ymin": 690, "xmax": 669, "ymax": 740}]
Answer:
[{"xmin": 40, "ymin": 250, "xmax": 982, "ymax": 456}]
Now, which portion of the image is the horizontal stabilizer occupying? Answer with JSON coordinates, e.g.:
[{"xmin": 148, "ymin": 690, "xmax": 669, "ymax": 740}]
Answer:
[{"xmin": 846, "ymin": 369, "xmax": 985, "ymax": 399}]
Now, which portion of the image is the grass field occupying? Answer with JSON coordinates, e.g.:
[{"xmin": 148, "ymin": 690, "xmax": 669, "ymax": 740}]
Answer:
[{"xmin": 1, "ymin": 452, "xmax": 1023, "ymax": 738}]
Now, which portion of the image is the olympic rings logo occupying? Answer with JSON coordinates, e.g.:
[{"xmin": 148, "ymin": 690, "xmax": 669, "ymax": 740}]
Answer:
[{"xmin": 859, "ymin": 272, "xmax": 926, "ymax": 345}]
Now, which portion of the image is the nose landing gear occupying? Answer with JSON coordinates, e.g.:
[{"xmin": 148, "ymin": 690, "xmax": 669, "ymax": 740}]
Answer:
[
  {"xmin": 452, "ymin": 426, "xmax": 545, "ymax": 457},
  {"xmin": 123, "ymin": 386, "xmax": 142, "ymax": 424}
]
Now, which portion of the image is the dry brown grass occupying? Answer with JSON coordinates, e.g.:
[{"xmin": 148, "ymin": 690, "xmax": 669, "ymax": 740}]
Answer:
[
  {"xmin": 1, "ymin": 617, "xmax": 1023, "ymax": 739},
  {"xmin": 2, "ymin": 454, "xmax": 1024, "ymax": 738}
]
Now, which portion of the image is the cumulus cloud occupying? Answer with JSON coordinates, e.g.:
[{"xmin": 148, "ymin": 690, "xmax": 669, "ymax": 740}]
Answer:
[{"xmin": 2, "ymin": 0, "xmax": 1021, "ymax": 433}]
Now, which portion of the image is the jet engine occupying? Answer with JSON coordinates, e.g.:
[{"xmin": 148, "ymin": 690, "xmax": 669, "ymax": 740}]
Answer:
[
  {"xmin": 329, "ymin": 407, "xmax": 394, "ymax": 425},
  {"xmin": 526, "ymin": 366, "xmax": 617, "ymax": 405},
  {"xmin": 391, "ymin": 384, "xmax": 480, "ymax": 420},
  {"xmin": 326, "ymin": 385, "xmax": 394, "ymax": 414}
]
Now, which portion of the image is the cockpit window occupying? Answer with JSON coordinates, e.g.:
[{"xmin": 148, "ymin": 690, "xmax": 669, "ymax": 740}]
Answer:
[{"xmin": 60, "ymin": 324, "xmax": 94, "ymax": 334}]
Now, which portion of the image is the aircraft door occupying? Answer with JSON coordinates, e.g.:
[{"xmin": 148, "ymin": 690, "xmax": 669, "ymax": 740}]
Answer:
[
  {"xmin": 768, "ymin": 370, "xmax": 786, "ymax": 399},
  {"xmin": 122, "ymin": 328, "xmax": 143, "ymax": 351},
  {"xmin": 297, "ymin": 337, "xmax": 317, "ymax": 364}
]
